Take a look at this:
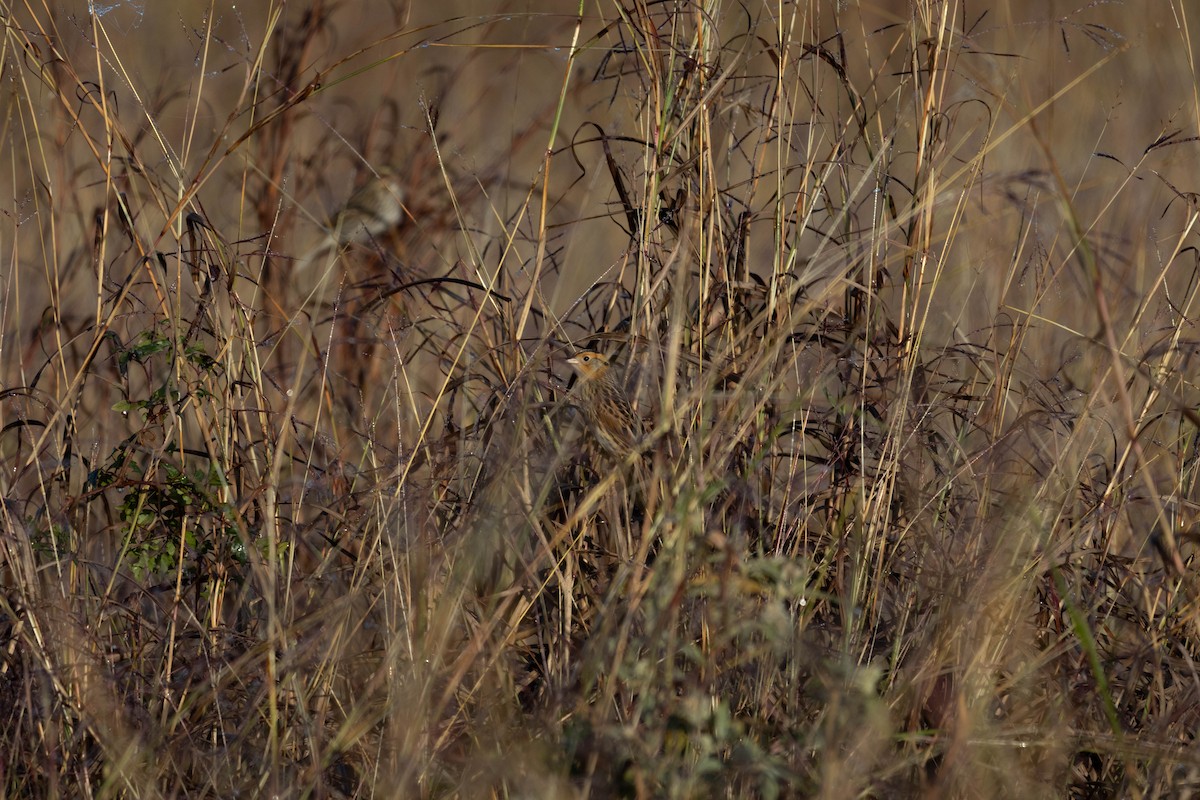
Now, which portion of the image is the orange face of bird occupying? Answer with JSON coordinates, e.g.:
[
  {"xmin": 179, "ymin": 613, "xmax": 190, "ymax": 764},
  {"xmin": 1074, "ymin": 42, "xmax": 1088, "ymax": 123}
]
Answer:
[{"xmin": 567, "ymin": 351, "xmax": 611, "ymax": 380}]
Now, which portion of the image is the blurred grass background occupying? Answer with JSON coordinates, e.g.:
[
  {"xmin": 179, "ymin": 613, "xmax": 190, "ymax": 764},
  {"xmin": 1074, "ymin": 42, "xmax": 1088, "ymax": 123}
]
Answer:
[{"xmin": 3, "ymin": 1, "xmax": 1200, "ymax": 797}]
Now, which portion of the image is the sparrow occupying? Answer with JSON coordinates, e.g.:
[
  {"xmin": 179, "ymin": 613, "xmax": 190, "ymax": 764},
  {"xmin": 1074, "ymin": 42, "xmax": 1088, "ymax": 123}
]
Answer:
[
  {"xmin": 567, "ymin": 350, "xmax": 645, "ymax": 459},
  {"xmin": 327, "ymin": 166, "xmax": 405, "ymax": 247}
]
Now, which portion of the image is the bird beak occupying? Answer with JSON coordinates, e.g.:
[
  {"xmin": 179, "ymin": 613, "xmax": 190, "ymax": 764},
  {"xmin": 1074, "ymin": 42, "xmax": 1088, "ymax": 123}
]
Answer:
[{"xmin": 567, "ymin": 356, "xmax": 579, "ymax": 365}]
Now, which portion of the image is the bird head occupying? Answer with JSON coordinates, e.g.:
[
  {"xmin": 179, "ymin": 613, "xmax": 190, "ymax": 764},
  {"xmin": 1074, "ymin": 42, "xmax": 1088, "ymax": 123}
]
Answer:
[{"xmin": 567, "ymin": 351, "xmax": 612, "ymax": 381}]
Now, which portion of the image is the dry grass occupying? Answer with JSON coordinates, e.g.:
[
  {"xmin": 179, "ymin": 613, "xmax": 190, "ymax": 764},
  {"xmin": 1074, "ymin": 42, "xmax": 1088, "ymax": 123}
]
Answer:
[{"xmin": 3, "ymin": 0, "xmax": 1200, "ymax": 797}]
